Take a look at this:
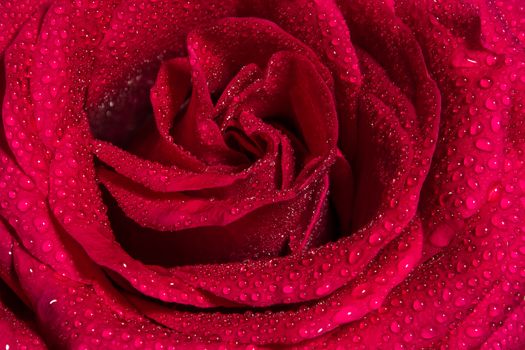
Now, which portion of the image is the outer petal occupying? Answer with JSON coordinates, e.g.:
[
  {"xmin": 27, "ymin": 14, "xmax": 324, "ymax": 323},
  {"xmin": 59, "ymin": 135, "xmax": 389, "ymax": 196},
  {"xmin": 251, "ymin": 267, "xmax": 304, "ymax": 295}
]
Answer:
[
  {"xmin": 3, "ymin": 7, "xmax": 51, "ymax": 194},
  {"xmin": 0, "ymin": 0, "xmax": 49, "ymax": 54},
  {"xmin": 30, "ymin": 0, "xmax": 121, "ymax": 149},
  {"xmin": 48, "ymin": 125, "xmax": 222, "ymax": 307},
  {"xmin": 11, "ymin": 245, "xmax": 243, "ymax": 349},
  {"xmin": 296, "ymin": 0, "xmax": 525, "ymax": 348},
  {"xmin": 0, "ymin": 280, "xmax": 47, "ymax": 350},
  {"xmin": 126, "ymin": 220, "xmax": 423, "ymax": 345}
]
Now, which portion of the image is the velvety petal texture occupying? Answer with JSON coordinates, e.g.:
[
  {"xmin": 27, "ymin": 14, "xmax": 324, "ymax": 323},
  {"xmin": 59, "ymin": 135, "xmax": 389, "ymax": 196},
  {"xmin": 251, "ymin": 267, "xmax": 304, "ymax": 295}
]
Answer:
[{"xmin": 0, "ymin": 0, "xmax": 524, "ymax": 349}]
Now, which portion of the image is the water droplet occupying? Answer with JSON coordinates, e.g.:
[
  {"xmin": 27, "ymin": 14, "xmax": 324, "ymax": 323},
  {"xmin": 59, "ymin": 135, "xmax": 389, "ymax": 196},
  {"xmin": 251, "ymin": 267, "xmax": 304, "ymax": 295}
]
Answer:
[
  {"xmin": 465, "ymin": 196, "xmax": 477, "ymax": 209},
  {"xmin": 102, "ymin": 329, "xmax": 113, "ymax": 338},
  {"xmin": 390, "ymin": 321, "xmax": 401, "ymax": 334},
  {"xmin": 499, "ymin": 198, "xmax": 511, "ymax": 209},
  {"xmin": 484, "ymin": 97, "xmax": 498, "ymax": 111},
  {"xmin": 485, "ymin": 55, "xmax": 497, "ymax": 66},
  {"xmin": 348, "ymin": 249, "xmax": 361, "ymax": 264},
  {"xmin": 33, "ymin": 217, "xmax": 49, "ymax": 232},
  {"xmin": 475, "ymin": 138, "xmax": 493, "ymax": 152},
  {"xmin": 478, "ymin": 78, "xmax": 492, "ymax": 88},
  {"xmin": 412, "ymin": 300, "xmax": 424, "ymax": 311},
  {"xmin": 420, "ymin": 327, "xmax": 436, "ymax": 339},
  {"xmin": 315, "ymin": 283, "xmax": 332, "ymax": 296},
  {"xmin": 41, "ymin": 241, "xmax": 52, "ymax": 252},
  {"xmin": 368, "ymin": 233, "xmax": 382, "ymax": 246},
  {"xmin": 465, "ymin": 326, "xmax": 484, "ymax": 338},
  {"xmin": 16, "ymin": 199, "xmax": 31, "ymax": 212},
  {"xmin": 282, "ymin": 285, "xmax": 294, "ymax": 294},
  {"xmin": 334, "ymin": 306, "xmax": 362, "ymax": 323}
]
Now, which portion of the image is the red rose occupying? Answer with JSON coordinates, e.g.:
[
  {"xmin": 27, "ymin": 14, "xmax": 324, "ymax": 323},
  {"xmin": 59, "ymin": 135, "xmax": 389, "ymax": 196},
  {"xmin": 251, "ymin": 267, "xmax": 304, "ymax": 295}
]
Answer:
[{"xmin": 1, "ymin": 0, "xmax": 524, "ymax": 348}]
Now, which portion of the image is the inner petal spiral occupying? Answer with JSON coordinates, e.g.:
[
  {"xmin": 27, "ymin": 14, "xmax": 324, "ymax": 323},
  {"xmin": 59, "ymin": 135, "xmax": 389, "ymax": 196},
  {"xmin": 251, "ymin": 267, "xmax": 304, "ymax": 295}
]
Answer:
[{"xmin": 91, "ymin": 18, "xmax": 343, "ymax": 266}]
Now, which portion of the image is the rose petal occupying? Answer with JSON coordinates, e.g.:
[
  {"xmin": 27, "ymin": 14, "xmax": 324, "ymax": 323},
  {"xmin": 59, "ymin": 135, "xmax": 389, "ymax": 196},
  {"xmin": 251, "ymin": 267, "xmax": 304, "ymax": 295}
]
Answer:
[
  {"xmin": 0, "ymin": 150, "xmax": 93, "ymax": 282},
  {"xmin": 291, "ymin": 1, "xmax": 525, "ymax": 348},
  {"xmin": 127, "ymin": 220, "xmax": 423, "ymax": 345},
  {"xmin": 2, "ymin": 8, "xmax": 51, "ymax": 194},
  {"xmin": 11, "ymin": 245, "xmax": 225, "ymax": 349},
  {"xmin": 299, "ymin": 192, "xmax": 525, "ymax": 348},
  {"xmin": 394, "ymin": 0, "xmax": 525, "ymax": 252},
  {"xmin": 86, "ymin": 1, "xmax": 239, "ymax": 142},
  {"xmin": 0, "ymin": 279, "xmax": 46, "ymax": 350},
  {"xmin": 30, "ymin": 0, "xmax": 120, "ymax": 149},
  {"xmin": 166, "ymin": 1, "xmax": 439, "ymax": 308},
  {"xmin": 238, "ymin": 0, "xmax": 362, "ymax": 158},
  {"xmin": 0, "ymin": 220, "xmax": 31, "ymax": 306},
  {"xmin": 0, "ymin": 0, "xmax": 48, "ymax": 53},
  {"xmin": 481, "ymin": 299, "xmax": 525, "ymax": 350},
  {"xmin": 48, "ymin": 125, "xmax": 223, "ymax": 306}
]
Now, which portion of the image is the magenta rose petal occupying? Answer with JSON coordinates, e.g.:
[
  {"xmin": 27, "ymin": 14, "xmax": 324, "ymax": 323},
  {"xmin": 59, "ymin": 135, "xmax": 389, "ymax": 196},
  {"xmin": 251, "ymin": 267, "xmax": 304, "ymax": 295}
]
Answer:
[
  {"xmin": 167, "ymin": 52, "xmax": 241, "ymax": 166},
  {"xmin": 149, "ymin": 57, "xmax": 192, "ymax": 145},
  {"xmin": 0, "ymin": 225, "xmax": 47, "ymax": 348},
  {"xmin": 94, "ymin": 140, "xmax": 253, "ymax": 192},
  {"xmin": 2, "ymin": 0, "xmax": 523, "ymax": 348},
  {"xmin": 479, "ymin": 0, "xmax": 525, "ymax": 51},
  {"xmin": 481, "ymin": 300, "xmax": 525, "ymax": 350},
  {"xmin": 11, "ymin": 245, "xmax": 218, "ymax": 349},
  {"xmin": 0, "ymin": 282, "xmax": 46, "ymax": 350},
  {"xmin": 0, "ymin": 0, "xmax": 48, "ymax": 53},
  {"xmin": 3, "ymin": 7, "xmax": 52, "ymax": 195},
  {"xmin": 286, "ymin": 1, "xmax": 525, "ymax": 348},
  {"xmin": 0, "ymin": 221, "xmax": 17, "ymax": 287},
  {"xmin": 214, "ymin": 64, "xmax": 263, "ymax": 115},
  {"xmin": 167, "ymin": 3, "xmax": 439, "ymax": 308},
  {"xmin": 147, "ymin": 56, "xmax": 237, "ymax": 167},
  {"xmin": 48, "ymin": 126, "xmax": 229, "ymax": 307},
  {"xmin": 238, "ymin": 0, "xmax": 362, "ymax": 158},
  {"xmin": 30, "ymin": 0, "xmax": 120, "ymax": 150},
  {"xmin": 392, "ymin": 0, "xmax": 525, "ymax": 249},
  {"xmin": 126, "ymin": 220, "xmax": 422, "ymax": 345},
  {"xmin": 0, "ymin": 150, "xmax": 100, "ymax": 282},
  {"xmin": 0, "ymin": 221, "xmax": 31, "ymax": 306},
  {"xmin": 86, "ymin": 0, "xmax": 239, "ymax": 110},
  {"xmin": 445, "ymin": 278, "xmax": 524, "ymax": 348}
]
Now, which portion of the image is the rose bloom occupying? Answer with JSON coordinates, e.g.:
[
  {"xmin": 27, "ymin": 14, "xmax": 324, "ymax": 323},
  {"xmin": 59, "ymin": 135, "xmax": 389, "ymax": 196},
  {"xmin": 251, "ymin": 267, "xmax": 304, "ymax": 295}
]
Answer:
[{"xmin": 0, "ymin": 0, "xmax": 524, "ymax": 349}]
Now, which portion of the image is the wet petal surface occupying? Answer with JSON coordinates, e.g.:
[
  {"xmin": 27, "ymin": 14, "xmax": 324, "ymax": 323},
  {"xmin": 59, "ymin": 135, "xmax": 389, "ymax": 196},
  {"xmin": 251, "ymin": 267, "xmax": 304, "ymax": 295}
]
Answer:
[{"xmin": 0, "ymin": 0, "xmax": 523, "ymax": 348}]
